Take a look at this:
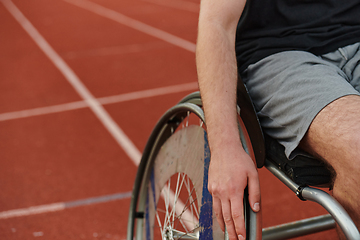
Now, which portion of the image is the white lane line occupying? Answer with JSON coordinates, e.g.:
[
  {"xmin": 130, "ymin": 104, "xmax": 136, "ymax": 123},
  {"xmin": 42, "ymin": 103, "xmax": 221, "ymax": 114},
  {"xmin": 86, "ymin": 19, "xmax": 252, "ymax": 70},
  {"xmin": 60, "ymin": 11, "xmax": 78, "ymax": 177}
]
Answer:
[
  {"xmin": 0, "ymin": 101, "xmax": 87, "ymax": 122},
  {"xmin": 0, "ymin": 203, "xmax": 65, "ymax": 220},
  {"xmin": 0, "ymin": 82, "xmax": 198, "ymax": 122},
  {"xmin": 1, "ymin": 0, "xmax": 141, "ymax": 165},
  {"xmin": 62, "ymin": 0, "xmax": 196, "ymax": 53},
  {"xmin": 0, "ymin": 192, "xmax": 132, "ymax": 220},
  {"xmin": 142, "ymin": 0, "xmax": 199, "ymax": 13},
  {"xmin": 97, "ymin": 82, "xmax": 198, "ymax": 105}
]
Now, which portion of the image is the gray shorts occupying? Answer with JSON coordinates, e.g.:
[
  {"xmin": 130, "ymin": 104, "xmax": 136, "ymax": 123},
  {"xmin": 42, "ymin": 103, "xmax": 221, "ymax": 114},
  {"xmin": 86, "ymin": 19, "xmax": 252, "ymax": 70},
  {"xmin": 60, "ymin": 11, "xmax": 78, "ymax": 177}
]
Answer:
[{"xmin": 241, "ymin": 42, "xmax": 360, "ymax": 159}]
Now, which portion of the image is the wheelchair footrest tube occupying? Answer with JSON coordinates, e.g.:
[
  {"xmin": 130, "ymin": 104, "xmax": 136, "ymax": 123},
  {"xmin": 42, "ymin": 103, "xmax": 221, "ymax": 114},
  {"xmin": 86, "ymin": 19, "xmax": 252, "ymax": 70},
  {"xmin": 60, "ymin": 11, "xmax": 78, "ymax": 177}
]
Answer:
[
  {"xmin": 301, "ymin": 187, "xmax": 360, "ymax": 239},
  {"xmin": 262, "ymin": 214, "xmax": 335, "ymax": 240}
]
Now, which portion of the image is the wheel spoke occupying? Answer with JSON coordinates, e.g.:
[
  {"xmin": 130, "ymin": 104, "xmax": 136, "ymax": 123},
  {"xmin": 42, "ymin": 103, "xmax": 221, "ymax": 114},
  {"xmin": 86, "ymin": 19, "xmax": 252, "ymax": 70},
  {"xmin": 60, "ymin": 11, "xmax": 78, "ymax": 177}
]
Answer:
[
  {"xmin": 184, "ymin": 177, "xmax": 199, "ymax": 220},
  {"xmin": 174, "ymin": 196, "xmax": 199, "ymax": 231},
  {"xmin": 185, "ymin": 111, "xmax": 190, "ymax": 127},
  {"xmin": 155, "ymin": 211, "xmax": 163, "ymax": 235},
  {"xmin": 167, "ymin": 173, "xmax": 190, "ymax": 229},
  {"xmin": 157, "ymin": 176, "xmax": 200, "ymax": 236},
  {"xmin": 173, "ymin": 173, "xmax": 182, "ymax": 225}
]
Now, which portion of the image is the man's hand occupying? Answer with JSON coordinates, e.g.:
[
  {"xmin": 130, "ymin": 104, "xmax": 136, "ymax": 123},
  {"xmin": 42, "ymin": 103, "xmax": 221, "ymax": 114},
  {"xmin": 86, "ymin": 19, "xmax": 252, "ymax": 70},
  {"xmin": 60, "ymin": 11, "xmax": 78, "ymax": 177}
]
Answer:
[{"xmin": 208, "ymin": 144, "xmax": 261, "ymax": 240}]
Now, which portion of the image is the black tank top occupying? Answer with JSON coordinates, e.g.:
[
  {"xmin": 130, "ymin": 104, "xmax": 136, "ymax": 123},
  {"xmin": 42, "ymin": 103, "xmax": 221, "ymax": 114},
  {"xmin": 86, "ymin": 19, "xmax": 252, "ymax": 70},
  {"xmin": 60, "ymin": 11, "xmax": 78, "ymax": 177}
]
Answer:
[{"xmin": 236, "ymin": 0, "xmax": 360, "ymax": 72}]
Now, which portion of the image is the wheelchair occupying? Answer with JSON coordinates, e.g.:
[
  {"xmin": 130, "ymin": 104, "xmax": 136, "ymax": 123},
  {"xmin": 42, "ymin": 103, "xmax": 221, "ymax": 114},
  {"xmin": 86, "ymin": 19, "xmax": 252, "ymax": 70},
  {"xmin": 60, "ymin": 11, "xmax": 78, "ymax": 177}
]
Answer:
[{"xmin": 126, "ymin": 79, "xmax": 360, "ymax": 240}]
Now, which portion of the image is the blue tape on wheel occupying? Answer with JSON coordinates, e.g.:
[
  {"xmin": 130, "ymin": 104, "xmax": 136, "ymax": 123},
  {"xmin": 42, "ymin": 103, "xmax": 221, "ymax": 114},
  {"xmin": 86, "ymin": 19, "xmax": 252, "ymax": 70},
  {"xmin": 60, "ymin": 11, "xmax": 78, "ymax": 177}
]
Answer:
[
  {"xmin": 145, "ymin": 191, "xmax": 151, "ymax": 240},
  {"xmin": 199, "ymin": 131, "xmax": 213, "ymax": 239}
]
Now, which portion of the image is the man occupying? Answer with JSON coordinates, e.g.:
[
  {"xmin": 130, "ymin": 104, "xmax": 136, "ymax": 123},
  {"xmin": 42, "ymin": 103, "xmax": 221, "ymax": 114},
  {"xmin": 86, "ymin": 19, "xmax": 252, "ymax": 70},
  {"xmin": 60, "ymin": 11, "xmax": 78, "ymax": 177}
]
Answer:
[{"xmin": 196, "ymin": 0, "xmax": 360, "ymax": 239}]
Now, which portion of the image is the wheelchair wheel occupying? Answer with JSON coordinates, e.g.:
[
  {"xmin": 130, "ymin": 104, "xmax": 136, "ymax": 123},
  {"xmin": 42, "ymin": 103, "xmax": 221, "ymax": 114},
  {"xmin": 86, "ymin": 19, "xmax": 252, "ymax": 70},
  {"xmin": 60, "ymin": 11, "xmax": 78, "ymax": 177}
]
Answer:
[{"xmin": 127, "ymin": 93, "xmax": 257, "ymax": 240}]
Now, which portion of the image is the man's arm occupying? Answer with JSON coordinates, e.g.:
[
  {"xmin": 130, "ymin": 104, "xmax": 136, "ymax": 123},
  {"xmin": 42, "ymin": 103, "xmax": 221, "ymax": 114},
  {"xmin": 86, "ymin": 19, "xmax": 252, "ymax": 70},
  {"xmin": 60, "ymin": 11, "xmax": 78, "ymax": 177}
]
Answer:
[{"xmin": 196, "ymin": 0, "xmax": 261, "ymax": 239}]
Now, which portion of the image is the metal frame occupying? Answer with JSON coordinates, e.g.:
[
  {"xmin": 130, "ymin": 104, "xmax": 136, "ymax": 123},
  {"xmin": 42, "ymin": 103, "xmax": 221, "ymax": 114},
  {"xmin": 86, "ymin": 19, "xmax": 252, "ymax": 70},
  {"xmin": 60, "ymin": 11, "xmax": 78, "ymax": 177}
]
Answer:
[{"xmin": 263, "ymin": 160, "xmax": 359, "ymax": 239}]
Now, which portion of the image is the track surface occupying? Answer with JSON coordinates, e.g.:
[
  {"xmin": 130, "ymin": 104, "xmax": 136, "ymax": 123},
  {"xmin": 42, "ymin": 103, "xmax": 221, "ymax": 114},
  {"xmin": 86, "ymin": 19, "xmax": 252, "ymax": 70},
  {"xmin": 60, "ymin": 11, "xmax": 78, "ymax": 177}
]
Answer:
[{"xmin": 0, "ymin": 0, "xmax": 338, "ymax": 239}]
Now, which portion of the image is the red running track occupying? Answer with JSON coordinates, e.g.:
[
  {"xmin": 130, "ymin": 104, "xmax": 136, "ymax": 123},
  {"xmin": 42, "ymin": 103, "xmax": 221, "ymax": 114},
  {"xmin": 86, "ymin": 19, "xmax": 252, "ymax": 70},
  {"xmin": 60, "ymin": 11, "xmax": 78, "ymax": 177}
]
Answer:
[{"xmin": 0, "ymin": 0, "xmax": 338, "ymax": 239}]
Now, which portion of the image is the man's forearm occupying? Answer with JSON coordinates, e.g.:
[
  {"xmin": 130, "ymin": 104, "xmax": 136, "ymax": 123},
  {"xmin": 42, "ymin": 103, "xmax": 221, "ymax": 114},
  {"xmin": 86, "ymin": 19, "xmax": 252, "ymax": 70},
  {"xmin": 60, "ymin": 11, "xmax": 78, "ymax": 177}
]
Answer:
[{"xmin": 196, "ymin": 21, "xmax": 243, "ymax": 152}]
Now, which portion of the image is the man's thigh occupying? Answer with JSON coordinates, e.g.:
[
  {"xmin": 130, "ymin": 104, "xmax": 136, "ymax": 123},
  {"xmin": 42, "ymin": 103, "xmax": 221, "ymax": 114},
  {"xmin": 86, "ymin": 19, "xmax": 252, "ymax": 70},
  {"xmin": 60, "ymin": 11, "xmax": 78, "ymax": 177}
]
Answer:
[
  {"xmin": 300, "ymin": 95, "xmax": 360, "ymax": 173},
  {"xmin": 241, "ymin": 50, "xmax": 360, "ymax": 159}
]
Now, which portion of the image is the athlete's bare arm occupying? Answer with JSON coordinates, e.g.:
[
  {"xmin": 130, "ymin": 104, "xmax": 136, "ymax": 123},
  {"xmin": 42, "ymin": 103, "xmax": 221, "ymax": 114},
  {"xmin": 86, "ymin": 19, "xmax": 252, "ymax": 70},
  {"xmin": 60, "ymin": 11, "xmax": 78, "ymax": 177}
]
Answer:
[{"xmin": 196, "ymin": 0, "xmax": 261, "ymax": 239}]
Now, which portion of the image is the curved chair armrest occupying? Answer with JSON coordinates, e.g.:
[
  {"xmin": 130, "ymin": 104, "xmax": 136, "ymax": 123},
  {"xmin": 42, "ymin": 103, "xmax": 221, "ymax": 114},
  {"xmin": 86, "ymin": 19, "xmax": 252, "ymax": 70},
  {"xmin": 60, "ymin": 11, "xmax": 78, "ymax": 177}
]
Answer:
[{"xmin": 237, "ymin": 77, "xmax": 266, "ymax": 168}]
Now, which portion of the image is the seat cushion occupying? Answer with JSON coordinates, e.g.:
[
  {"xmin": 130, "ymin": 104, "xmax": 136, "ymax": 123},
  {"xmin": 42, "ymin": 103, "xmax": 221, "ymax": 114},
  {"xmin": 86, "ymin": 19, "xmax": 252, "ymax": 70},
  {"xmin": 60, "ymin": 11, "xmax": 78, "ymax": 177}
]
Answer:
[{"xmin": 264, "ymin": 134, "xmax": 333, "ymax": 187}]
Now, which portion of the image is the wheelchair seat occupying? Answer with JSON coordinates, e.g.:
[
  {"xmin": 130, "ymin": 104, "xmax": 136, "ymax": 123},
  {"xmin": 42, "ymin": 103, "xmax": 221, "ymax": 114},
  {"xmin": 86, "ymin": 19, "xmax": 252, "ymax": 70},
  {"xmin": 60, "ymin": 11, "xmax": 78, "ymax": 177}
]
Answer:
[{"xmin": 264, "ymin": 134, "xmax": 333, "ymax": 187}]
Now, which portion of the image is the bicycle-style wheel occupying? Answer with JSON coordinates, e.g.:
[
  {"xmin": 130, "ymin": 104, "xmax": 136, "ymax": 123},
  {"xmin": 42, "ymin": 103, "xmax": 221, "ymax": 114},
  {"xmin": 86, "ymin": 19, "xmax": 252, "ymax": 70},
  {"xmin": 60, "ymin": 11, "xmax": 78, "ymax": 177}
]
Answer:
[{"xmin": 127, "ymin": 93, "xmax": 258, "ymax": 240}]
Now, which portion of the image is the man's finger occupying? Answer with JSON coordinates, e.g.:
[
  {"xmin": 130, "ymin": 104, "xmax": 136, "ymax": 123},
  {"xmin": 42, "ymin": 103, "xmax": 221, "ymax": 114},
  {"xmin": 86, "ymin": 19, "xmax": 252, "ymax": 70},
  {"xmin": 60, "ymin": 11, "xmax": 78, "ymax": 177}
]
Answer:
[
  {"xmin": 221, "ymin": 200, "xmax": 238, "ymax": 240},
  {"xmin": 230, "ymin": 195, "xmax": 246, "ymax": 240},
  {"xmin": 248, "ymin": 173, "xmax": 261, "ymax": 212},
  {"xmin": 212, "ymin": 197, "xmax": 225, "ymax": 232}
]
